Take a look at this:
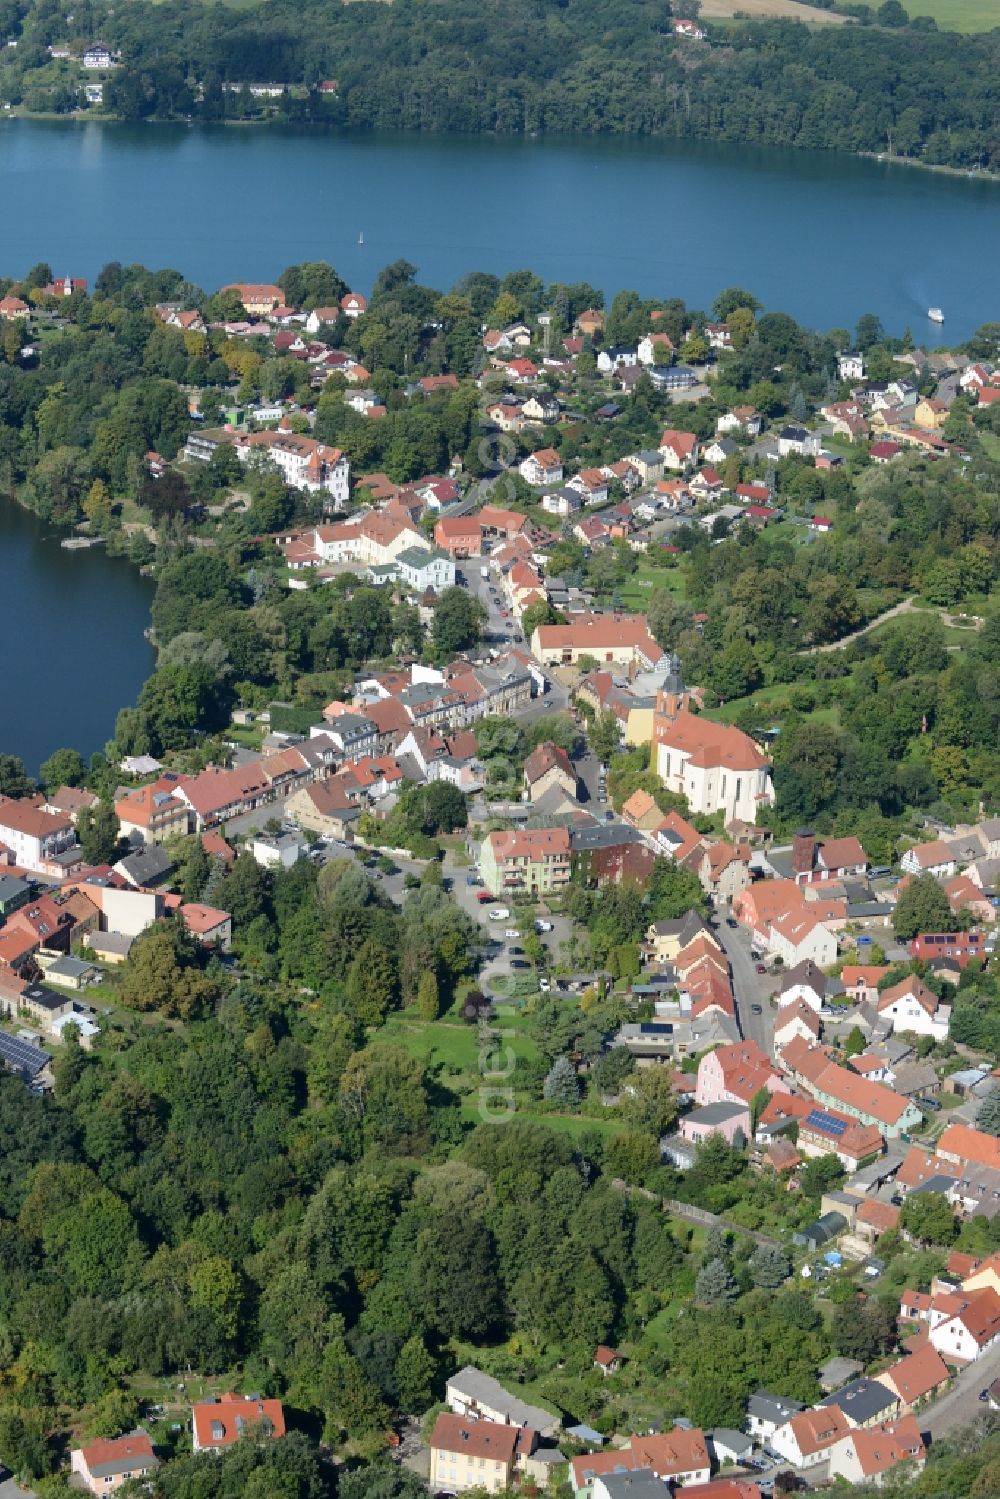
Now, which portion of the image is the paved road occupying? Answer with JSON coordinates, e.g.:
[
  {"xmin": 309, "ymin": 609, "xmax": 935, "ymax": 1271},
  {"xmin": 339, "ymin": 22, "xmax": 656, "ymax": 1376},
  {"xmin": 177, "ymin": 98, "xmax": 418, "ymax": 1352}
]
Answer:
[
  {"xmin": 923, "ymin": 1340, "xmax": 1000, "ymax": 1442},
  {"xmin": 715, "ymin": 918, "xmax": 776, "ymax": 1055}
]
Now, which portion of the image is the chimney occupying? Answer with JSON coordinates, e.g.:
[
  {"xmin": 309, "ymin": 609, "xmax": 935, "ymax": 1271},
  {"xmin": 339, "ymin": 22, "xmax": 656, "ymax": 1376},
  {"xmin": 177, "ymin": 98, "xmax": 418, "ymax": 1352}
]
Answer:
[{"xmin": 792, "ymin": 828, "xmax": 815, "ymax": 878}]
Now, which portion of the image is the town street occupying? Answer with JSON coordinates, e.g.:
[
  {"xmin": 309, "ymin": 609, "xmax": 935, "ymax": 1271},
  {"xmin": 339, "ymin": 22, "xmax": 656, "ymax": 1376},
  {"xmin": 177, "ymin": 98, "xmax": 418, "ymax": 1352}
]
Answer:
[
  {"xmin": 923, "ymin": 1342, "xmax": 1000, "ymax": 1443},
  {"xmin": 716, "ymin": 917, "xmax": 775, "ymax": 1054}
]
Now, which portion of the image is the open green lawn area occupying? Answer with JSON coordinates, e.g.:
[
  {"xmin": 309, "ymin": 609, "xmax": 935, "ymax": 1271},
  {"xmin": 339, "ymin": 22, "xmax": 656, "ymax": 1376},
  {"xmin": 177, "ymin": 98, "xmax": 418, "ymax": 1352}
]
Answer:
[
  {"xmin": 904, "ymin": 0, "xmax": 1000, "ymax": 31},
  {"xmin": 703, "ymin": 684, "xmax": 841, "ymax": 729},
  {"xmin": 981, "ymin": 433, "xmax": 1000, "ymax": 461},
  {"xmin": 594, "ymin": 561, "xmax": 687, "ymax": 611}
]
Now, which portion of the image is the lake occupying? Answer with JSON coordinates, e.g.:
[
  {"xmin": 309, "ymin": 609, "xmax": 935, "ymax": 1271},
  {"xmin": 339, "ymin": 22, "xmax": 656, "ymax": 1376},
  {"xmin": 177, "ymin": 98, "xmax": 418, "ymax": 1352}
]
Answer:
[
  {"xmin": 1, "ymin": 119, "xmax": 999, "ymax": 340},
  {"xmin": 0, "ymin": 502, "xmax": 154, "ymax": 772}
]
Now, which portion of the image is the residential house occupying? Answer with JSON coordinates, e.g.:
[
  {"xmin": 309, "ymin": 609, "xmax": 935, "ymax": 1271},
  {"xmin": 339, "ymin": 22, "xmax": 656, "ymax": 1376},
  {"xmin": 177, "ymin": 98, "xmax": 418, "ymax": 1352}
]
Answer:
[
  {"xmin": 776, "ymin": 958, "xmax": 828, "ymax": 1013},
  {"xmin": 523, "ymin": 742, "xmax": 578, "ymax": 803},
  {"xmin": 877, "ymin": 976, "xmax": 950, "ymax": 1041},
  {"xmin": 777, "ymin": 425, "xmax": 820, "ymax": 457},
  {"xmin": 395, "ymin": 546, "xmax": 455, "ymax": 593},
  {"xmin": 191, "ymin": 1394, "xmax": 285, "ymax": 1453},
  {"xmin": 695, "ymin": 1040, "xmax": 785, "ymax": 1109},
  {"xmin": 520, "ymin": 448, "xmax": 564, "ymax": 486},
  {"xmin": 179, "ymin": 903, "xmax": 232, "ymax": 950},
  {"xmin": 900, "ymin": 841, "xmax": 956, "ymax": 879},
  {"xmin": 429, "ymin": 1414, "xmax": 526, "ymax": 1494},
  {"xmin": 479, "ymin": 828, "xmax": 572, "ymax": 898},
  {"xmin": 780, "ymin": 1037, "xmax": 923, "ymax": 1138},
  {"xmin": 71, "ymin": 1433, "xmax": 159, "ymax": 1495},
  {"xmin": 593, "ymin": 1346, "xmax": 622, "ymax": 1376},
  {"xmin": 0, "ymin": 797, "xmax": 78, "ymax": 876},
  {"xmin": 771, "ymin": 1407, "xmax": 853, "ymax": 1468},
  {"xmin": 115, "ymin": 779, "xmax": 190, "ymax": 844},
  {"xmin": 909, "ymin": 930, "xmax": 988, "ymax": 968},
  {"xmin": 929, "ymin": 1286, "xmax": 1000, "ymax": 1363},
  {"xmin": 221, "ymin": 283, "xmax": 285, "ymax": 314},
  {"xmin": 286, "ymin": 780, "xmax": 361, "ymax": 841},
  {"xmin": 819, "ymin": 1379, "xmax": 899, "ymax": 1430},
  {"xmin": 659, "ymin": 429, "xmax": 699, "ymax": 470},
  {"xmin": 627, "ymin": 1429, "xmax": 710, "ymax": 1487},
  {"xmin": 444, "ymin": 1366, "xmax": 559, "ymax": 1435},
  {"xmin": 841, "ymin": 965, "xmax": 890, "ymax": 1005},
  {"xmin": 435, "ymin": 515, "xmax": 483, "ymax": 557},
  {"xmin": 746, "ymin": 1391, "xmax": 804, "ymax": 1442},
  {"xmin": 827, "ymin": 1418, "xmax": 925, "ymax": 1488},
  {"xmin": 773, "ymin": 999, "xmax": 821, "ymax": 1054},
  {"xmin": 798, "ymin": 1107, "xmax": 884, "ymax": 1173},
  {"xmin": 876, "ymin": 1346, "xmax": 950, "ymax": 1412},
  {"xmin": 699, "ymin": 841, "xmax": 752, "ymax": 902}
]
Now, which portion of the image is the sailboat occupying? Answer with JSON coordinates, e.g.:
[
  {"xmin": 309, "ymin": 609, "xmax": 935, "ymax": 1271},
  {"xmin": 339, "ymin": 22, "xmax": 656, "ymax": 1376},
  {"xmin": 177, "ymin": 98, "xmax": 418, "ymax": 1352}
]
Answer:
[
  {"xmin": 927, "ymin": 307, "xmax": 944, "ymax": 324},
  {"xmin": 358, "ymin": 231, "xmax": 364, "ymax": 246}
]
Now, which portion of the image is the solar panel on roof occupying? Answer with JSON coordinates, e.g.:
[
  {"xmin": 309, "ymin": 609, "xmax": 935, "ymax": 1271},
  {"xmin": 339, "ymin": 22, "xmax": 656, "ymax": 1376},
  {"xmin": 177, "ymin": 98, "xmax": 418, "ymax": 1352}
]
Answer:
[
  {"xmin": 0, "ymin": 1032, "xmax": 51, "ymax": 1078},
  {"xmin": 805, "ymin": 1108, "xmax": 848, "ymax": 1138}
]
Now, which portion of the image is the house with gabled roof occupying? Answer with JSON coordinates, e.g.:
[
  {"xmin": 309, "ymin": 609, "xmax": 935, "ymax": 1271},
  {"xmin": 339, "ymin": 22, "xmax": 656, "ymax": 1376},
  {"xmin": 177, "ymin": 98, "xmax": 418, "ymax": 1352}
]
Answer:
[
  {"xmin": 875, "ymin": 1344, "xmax": 949, "ymax": 1411},
  {"xmin": 71, "ymin": 1432, "xmax": 159, "ymax": 1495},
  {"xmin": 877, "ymin": 975, "xmax": 950, "ymax": 1041},
  {"xmin": 191, "ymin": 1393, "xmax": 285, "ymax": 1453},
  {"xmin": 827, "ymin": 1416, "xmax": 925, "ymax": 1487}
]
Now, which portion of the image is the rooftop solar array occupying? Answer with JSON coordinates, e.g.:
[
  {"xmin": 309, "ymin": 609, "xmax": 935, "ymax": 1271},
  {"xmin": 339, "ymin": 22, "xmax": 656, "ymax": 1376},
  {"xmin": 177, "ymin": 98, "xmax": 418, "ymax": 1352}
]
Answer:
[
  {"xmin": 0, "ymin": 1031, "xmax": 51, "ymax": 1078},
  {"xmin": 805, "ymin": 1108, "xmax": 848, "ymax": 1138}
]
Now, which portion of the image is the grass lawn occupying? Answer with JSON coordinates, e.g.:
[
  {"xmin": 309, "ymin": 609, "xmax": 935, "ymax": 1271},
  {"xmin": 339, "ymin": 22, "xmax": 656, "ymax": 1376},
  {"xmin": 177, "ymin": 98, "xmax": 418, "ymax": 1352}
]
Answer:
[
  {"xmin": 981, "ymin": 433, "xmax": 1000, "ymax": 462},
  {"xmin": 898, "ymin": 0, "xmax": 1000, "ymax": 30},
  {"xmin": 594, "ymin": 561, "xmax": 687, "ymax": 612}
]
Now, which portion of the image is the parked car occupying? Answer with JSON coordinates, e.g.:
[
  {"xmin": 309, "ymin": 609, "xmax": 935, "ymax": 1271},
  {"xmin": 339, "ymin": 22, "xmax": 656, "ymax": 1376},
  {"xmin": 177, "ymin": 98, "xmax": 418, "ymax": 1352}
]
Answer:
[
  {"xmin": 510, "ymin": 959, "xmax": 529, "ymax": 970},
  {"xmin": 539, "ymin": 978, "xmax": 551, "ymax": 992},
  {"xmin": 504, "ymin": 928, "xmax": 520, "ymax": 938},
  {"xmin": 466, "ymin": 875, "xmax": 481, "ymax": 887},
  {"xmin": 756, "ymin": 963, "xmax": 767, "ymax": 974},
  {"xmin": 751, "ymin": 1003, "xmax": 763, "ymax": 1014},
  {"xmin": 489, "ymin": 907, "xmax": 511, "ymax": 921},
  {"xmin": 477, "ymin": 890, "xmax": 494, "ymax": 904},
  {"xmin": 922, "ymin": 1096, "xmax": 941, "ymax": 1112},
  {"xmin": 535, "ymin": 919, "xmax": 553, "ymax": 932},
  {"xmin": 726, "ymin": 917, "xmax": 737, "ymax": 928}
]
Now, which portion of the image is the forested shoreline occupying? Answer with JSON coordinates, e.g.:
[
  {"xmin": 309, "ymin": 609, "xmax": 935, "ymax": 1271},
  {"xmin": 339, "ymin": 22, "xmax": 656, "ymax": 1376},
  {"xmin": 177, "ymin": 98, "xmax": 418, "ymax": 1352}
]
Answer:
[{"xmin": 1, "ymin": 0, "xmax": 999, "ymax": 171}]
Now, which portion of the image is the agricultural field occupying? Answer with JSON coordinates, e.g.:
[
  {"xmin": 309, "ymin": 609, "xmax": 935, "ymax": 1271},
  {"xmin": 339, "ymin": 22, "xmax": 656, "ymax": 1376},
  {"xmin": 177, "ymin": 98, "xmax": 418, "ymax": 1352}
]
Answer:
[
  {"xmin": 904, "ymin": 0, "xmax": 1000, "ymax": 31},
  {"xmin": 700, "ymin": 0, "xmax": 849, "ymax": 21}
]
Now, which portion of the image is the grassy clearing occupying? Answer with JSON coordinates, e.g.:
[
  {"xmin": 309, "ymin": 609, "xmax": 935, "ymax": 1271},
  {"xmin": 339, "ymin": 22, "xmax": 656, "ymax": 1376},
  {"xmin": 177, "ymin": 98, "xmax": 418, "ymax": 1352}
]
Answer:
[
  {"xmin": 701, "ymin": 0, "xmax": 849, "ymax": 21},
  {"xmin": 900, "ymin": 0, "xmax": 1000, "ymax": 31}
]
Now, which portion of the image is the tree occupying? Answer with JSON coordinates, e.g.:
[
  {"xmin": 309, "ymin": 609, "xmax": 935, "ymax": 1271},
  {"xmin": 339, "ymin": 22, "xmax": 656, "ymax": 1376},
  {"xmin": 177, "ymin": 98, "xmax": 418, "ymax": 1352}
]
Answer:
[
  {"xmin": 976, "ymin": 1085, "xmax": 1000, "ymax": 1137},
  {"xmin": 900, "ymin": 1190, "xmax": 957, "ymax": 1246},
  {"xmin": 38, "ymin": 747, "xmax": 86, "ymax": 793},
  {"xmin": 713, "ymin": 288, "xmax": 761, "ymax": 321},
  {"xmin": 415, "ymin": 969, "xmax": 440, "ymax": 1022},
  {"xmin": 892, "ymin": 872, "xmax": 952, "ymax": 940},
  {"xmin": 695, "ymin": 1257, "xmax": 738, "ymax": 1304},
  {"xmin": 431, "ymin": 586, "xmax": 484, "ymax": 656},
  {"xmin": 119, "ymin": 920, "xmax": 218, "ymax": 1019},
  {"xmin": 798, "ymin": 1154, "xmax": 845, "ymax": 1199},
  {"xmin": 346, "ymin": 938, "xmax": 399, "ymax": 1026},
  {"xmin": 543, "ymin": 1055, "xmax": 581, "ymax": 1106},
  {"xmin": 843, "ymin": 1025, "xmax": 867, "ymax": 1058},
  {"xmin": 749, "ymin": 1244, "xmax": 791, "ymax": 1288},
  {"xmin": 0, "ymin": 756, "xmax": 34, "ymax": 798},
  {"xmin": 589, "ymin": 712, "xmax": 622, "ymax": 764},
  {"xmin": 831, "ymin": 1299, "xmax": 895, "ymax": 1363},
  {"xmin": 621, "ymin": 1068, "xmax": 678, "ymax": 1136},
  {"xmin": 77, "ymin": 801, "xmax": 125, "ymax": 865},
  {"xmin": 394, "ymin": 1335, "xmax": 437, "ymax": 1413}
]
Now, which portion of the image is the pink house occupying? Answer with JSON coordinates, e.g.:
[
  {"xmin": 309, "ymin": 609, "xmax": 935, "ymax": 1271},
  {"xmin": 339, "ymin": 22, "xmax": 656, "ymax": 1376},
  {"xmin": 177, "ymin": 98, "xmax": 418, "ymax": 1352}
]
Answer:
[
  {"xmin": 695, "ymin": 1039, "xmax": 789, "ymax": 1108},
  {"xmin": 71, "ymin": 1433, "xmax": 159, "ymax": 1494}
]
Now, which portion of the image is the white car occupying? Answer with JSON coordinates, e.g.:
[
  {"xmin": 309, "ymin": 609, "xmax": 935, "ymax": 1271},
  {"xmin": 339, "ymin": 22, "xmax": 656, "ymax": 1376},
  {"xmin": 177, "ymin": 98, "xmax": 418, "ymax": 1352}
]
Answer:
[
  {"xmin": 539, "ymin": 978, "xmax": 551, "ymax": 992},
  {"xmin": 535, "ymin": 920, "xmax": 553, "ymax": 933},
  {"xmin": 488, "ymin": 907, "xmax": 511, "ymax": 921},
  {"xmin": 504, "ymin": 928, "xmax": 519, "ymax": 939}
]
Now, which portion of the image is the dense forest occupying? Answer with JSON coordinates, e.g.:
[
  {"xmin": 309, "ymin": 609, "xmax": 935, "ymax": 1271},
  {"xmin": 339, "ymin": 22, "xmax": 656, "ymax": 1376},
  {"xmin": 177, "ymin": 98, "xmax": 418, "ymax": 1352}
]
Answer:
[{"xmin": 1, "ymin": 0, "xmax": 999, "ymax": 170}]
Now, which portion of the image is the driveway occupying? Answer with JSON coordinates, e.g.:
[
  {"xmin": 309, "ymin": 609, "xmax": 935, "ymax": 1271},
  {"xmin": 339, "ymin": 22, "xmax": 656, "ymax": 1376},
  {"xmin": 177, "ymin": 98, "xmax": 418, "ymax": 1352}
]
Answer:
[{"xmin": 715, "ymin": 918, "xmax": 776, "ymax": 1054}]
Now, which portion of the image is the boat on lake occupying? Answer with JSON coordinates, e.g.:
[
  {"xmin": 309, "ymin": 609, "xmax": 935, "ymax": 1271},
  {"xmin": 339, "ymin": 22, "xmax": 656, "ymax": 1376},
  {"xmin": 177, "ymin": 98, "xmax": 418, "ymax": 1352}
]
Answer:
[{"xmin": 927, "ymin": 307, "xmax": 944, "ymax": 323}]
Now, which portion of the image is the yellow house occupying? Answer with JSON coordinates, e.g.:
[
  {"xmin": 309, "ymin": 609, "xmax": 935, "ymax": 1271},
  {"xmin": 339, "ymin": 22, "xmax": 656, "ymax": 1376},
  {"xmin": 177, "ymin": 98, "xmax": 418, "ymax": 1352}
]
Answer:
[
  {"xmin": 429, "ymin": 1414, "xmax": 518, "ymax": 1494},
  {"xmin": 963, "ymin": 1250, "xmax": 1000, "ymax": 1298},
  {"xmin": 915, "ymin": 397, "xmax": 949, "ymax": 431}
]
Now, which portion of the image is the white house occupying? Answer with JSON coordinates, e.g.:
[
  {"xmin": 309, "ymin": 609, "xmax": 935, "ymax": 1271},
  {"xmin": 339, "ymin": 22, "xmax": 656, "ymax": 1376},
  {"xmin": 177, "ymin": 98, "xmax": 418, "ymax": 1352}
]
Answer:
[
  {"xmin": 777, "ymin": 426, "xmax": 821, "ymax": 458},
  {"xmin": 838, "ymin": 352, "xmax": 866, "ymax": 381},
  {"xmin": 519, "ymin": 448, "xmax": 563, "ymax": 487},
  {"xmin": 876, "ymin": 976, "xmax": 950, "ymax": 1041},
  {"xmin": 772, "ymin": 1408, "xmax": 852, "ymax": 1469},
  {"xmin": 597, "ymin": 346, "xmax": 638, "ymax": 373},
  {"xmin": 767, "ymin": 911, "xmax": 838, "ymax": 969},
  {"xmin": 929, "ymin": 1288, "xmax": 1000, "ymax": 1363},
  {"xmin": 234, "ymin": 430, "xmax": 349, "ymax": 502},
  {"xmin": 900, "ymin": 841, "xmax": 957, "ymax": 879},
  {"xmin": 746, "ymin": 1392, "xmax": 804, "ymax": 1442},
  {"xmin": 0, "ymin": 798, "xmax": 77, "ymax": 875},
  {"xmin": 82, "ymin": 44, "xmax": 115, "ymax": 68},
  {"xmin": 395, "ymin": 546, "xmax": 455, "ymax": 594}
]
